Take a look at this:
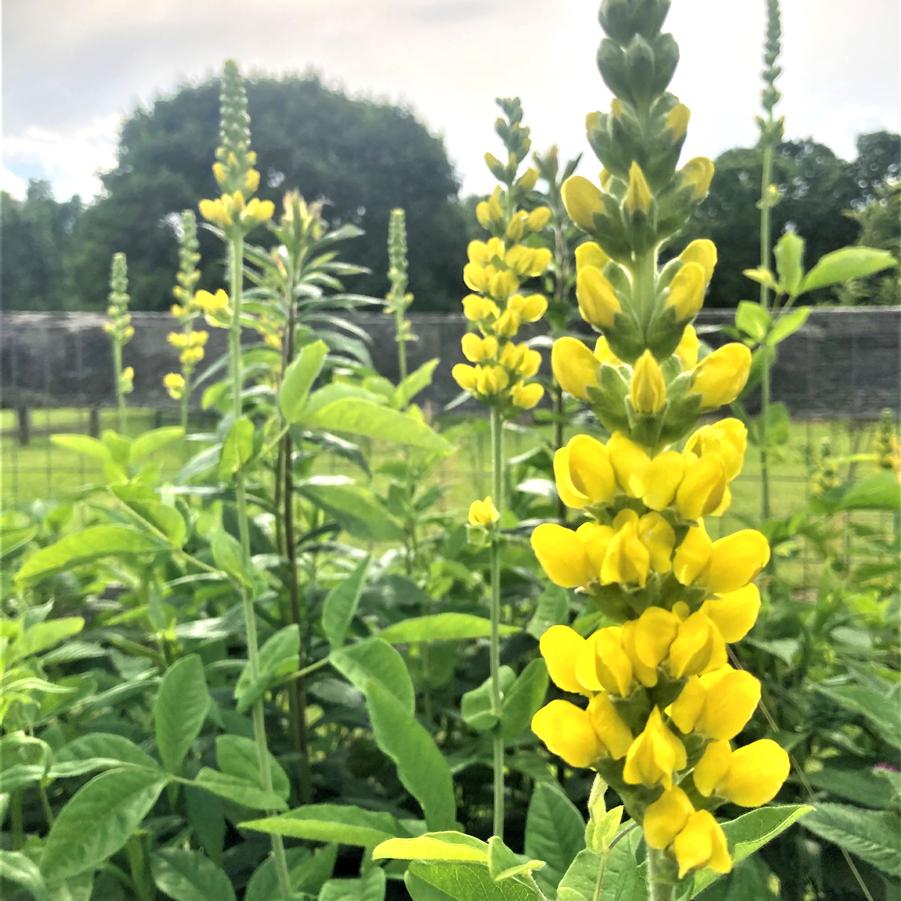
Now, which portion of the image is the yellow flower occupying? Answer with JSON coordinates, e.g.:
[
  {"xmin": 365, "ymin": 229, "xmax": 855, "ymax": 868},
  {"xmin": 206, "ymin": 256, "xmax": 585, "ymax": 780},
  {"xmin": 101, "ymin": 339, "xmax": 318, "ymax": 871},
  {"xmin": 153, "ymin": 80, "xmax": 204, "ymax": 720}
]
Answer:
[
  {"xmin": 164, "ymin": 372, "xmax": 185, "ymax": 399},
  {"xmin": 244, "ymin": 168, "xmax": 261, "ymax": 194},
  {"xmin": 692, "ymin": 343, "xmax": 752, "ymax": 409},
  {"xmin": 637, "ymin": 511, "xmax": 676, "ymax": 573},
  {"xmin": 643, "ymin": 787, "xmax": 694, "ymax": 850},
  {"xmin": 600, "ymin": 513, "xmax": 650, "ymax": 587},
  {"xmin": 670, "ymin": 667, "xmax": 761, "ymax": 740},
  {"xmin": 532, "ymin": 700, "xmax": 604, "ymax": 767},
  {"xmin": 594, "ymin": 336, "xmax": 621, "ymax": 366},
  {"xmin": 531, "ymin": 523, "xmax": 595, "ymax": 588},
  {"xmin": 576, "ymin": 266, "xmax": 621, "ymax": 330},
  {"xmin": 507, "ymin": 293, "xmax": 548, "ymax": 322},
  {"xmin": 675, "ymin": 324, "xmax": 700, "ymax": 370},
  {"xmin": 666, "ymin": 261, "xmax": 706, "ymax": 320},
  {"xmin": 642, "ymin": 450, "xmax": 686, "ymax": 511},
  {"xmin": 475, "ymin": 365, "xmax": 510, "ymax": 395},
  {"xmin": 667, "ymin": 612, "xmax": 727, "ymax": 678},
  {"xmin": 621, "ymin": 620, "xmax": 659, "ymax": 687},
  {"xmin": 624, "ymin": 161, "xmax": 653, "ymax": 216},
  {"xmin": 672, "ymin": 810, "xmax": 731, "ymax": 878},
  {"xmin": 490, "ymin": 269, "xmax": 520, "ymax": 301},
  {"xmin": 700, "ymin": 584, "xmax": 761, "ymax": 643},
  {"xmin": 243, "ymin": 197, "xmax": 275, "ymax": 225},
  {"xmin": 539, "ymin": 625, "xmax": 587, "ymax": 694},
  {"xmin": 511, "ymin": 382, "xmax": 544, "ymax": 409},
  {"xmin": 632, "ymin": 606, "xmax": 680, "ymax": 670},
  {"xmin": 554, "ymin": 434, "xmax": 617, "ymax": 509},
  {"xmin": 527, "ymin": 206, "xmax": 552, "ymax": 231},
  {"xmin": 462, "ymin": 294, "xmax": 499, "ymax": 322},
  {"xmin": 629, "ymin": 350, "xmax": 667, "ymax": 415},
  {"xmin": 575, "ymin": 627, "xmax": 633, "ymax": 696},
  {"xmin": 622, "ymin": 707, "xmax": 687, "ymax": 790},
  {"xmin": 704, "ymin": 530, "xmax": 770, "ymax": 593},
  {"xmin": 684, "ymin": 418, "xmax": 747, "ymax": 481},
  {"xmin": 562, "ymin": 175, "xmax": 607, "ymax": 232},
  {"xmin": 468, "ymin": 496, "xmax": 499, "ymax": 527},
  {"xmin": 199, "ymin": 197, "xmax": 232, "ymax": 228},
  {"xmin": 675, "ymin": 453, "xmax": 728, "ymax": 520},
  {"xmin": 665, "ymin": 103, "xmax": 691, "ymax": 140},
  {"xmin": 452, "ymin": 363, "xmax": 477, "ymax": 392},
  {"xmin": 587, "ymin": 693, "xmax": 633, "ymax": 759},
  {"xmin": 608, "ymin": 432, "xmax": 651, "ymax": 498},
  {"xmin": 575, "ymin": 241, "xmax": 609, "ymax": 273},
  {"xmin": 194, "ymin": 289, "xmax": 229, "ymax": 313},
  {"xmin": 694, "ymin": 739, "xmax": 790, "ymax": 807},
  {"xmin": 679, "ymin": 239, "xmax": 717, "ymax": 284},
  {"xmin": 461, "ymin": 333, "xmax": 498, "ymax": 363},
  {"xmin": 679, "ymin": 157, "xmax": 716, "ymax": 201},
  {"xmin": 552, "ymin": 337, "xmax": 599, "ymax": 400},
  {"xmin": 463, "ymin": 262, "xmax": 490, "ymax": 293},
  {"xmin": 493, "ymin": 308, "xmax": 521, "ymax": 337},
  {"xmin": 673, "ymin": 522, "xmax": 713, "ymax": 585}
]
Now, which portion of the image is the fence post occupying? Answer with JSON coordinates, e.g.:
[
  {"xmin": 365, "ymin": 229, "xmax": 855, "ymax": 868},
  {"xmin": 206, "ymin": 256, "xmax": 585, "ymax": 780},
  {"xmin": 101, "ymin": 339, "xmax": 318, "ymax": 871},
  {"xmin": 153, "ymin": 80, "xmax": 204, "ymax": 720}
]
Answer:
[
  {"xmin": 16, "ymin": 406, "xmax": 30, "ymax": 446},
  {"xmin": 89, "ymin": 408, "xmax": 101, "ymax": 438}
]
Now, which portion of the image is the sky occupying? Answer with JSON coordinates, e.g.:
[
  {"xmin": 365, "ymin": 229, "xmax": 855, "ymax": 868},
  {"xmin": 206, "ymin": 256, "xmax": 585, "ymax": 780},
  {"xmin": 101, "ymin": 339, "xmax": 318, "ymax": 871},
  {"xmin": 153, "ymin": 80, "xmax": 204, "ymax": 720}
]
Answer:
[{"xmin": 3, "ymin": 0, "xmax": 899, "ymax": 202}]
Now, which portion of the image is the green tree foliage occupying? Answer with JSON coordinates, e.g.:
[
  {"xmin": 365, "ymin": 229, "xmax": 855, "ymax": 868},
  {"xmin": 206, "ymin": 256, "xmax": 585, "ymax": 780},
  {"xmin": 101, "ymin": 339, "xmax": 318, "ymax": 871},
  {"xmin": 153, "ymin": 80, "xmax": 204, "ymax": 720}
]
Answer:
[
  {"xmin": 683, "ymin": 133, "xmax": 899, "ymax": 307},
  {"xmin": 67, "ymin": 74, "xmax": 467, "ymax": 312}
]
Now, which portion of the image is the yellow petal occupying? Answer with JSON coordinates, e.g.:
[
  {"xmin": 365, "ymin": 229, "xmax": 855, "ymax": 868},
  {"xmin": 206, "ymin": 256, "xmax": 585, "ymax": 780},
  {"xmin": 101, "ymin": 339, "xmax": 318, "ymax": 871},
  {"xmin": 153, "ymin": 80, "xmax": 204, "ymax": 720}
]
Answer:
[
  {"xmin": 693, "ymin": 740, "xmax": 733, "ymax": 797},
  {"xmin": 552, "ymin": 337, "xmax": 600, "ymax": 401},
  {"xmin": 608, "ymin": 433, "xmax": 651, "ymax": 498},
  {"xmin": 588, "ymin": 693, "xmax": 633, "ymax": 759},
  {"xmin": 531, "ymin": 523, "xmax": 595, "ymax": 589},
  {"xmin": 676, "ymin": 454, "xmax": 728, "ymax": 520},
  {"xmin": 673, "ymin": 523, "xmax": 713, "ymax": 586},
  {"xmin": 532, "ymin": 700, "xmax": 604, "ymax": 768},
  {"xmin": 629, "ymin": 350, "xmax": 667, "ymax": 415},
  {"xmin": 575, "ymin": 241, "xmax": 609, "ymax": 273},
  {"xmin": 701, "ymin": 584, "xmax": 761, "ymax": 643},
  {"xmin": 539, "ymin": 625, "xmax": 586, "ymax": 694},
  {"xmin": 695, "ymin": 668, "xmax": 761, "ymax": 740},
  {"xmin": 720, "ymin": 739, "xmax": 790, "ymax": 807},
  {"xmin": 562, "ymin": 175, "xmax": 607, "ymax": 232},
  {"xmin": 642, "ymin": 450, "xmax": 686, "ymax": 511},
  {"xmin": 673, "ymin": 810, "xmax": 731, "ymax": 878},
  {"xmin": 668, "ymin": 612, "xmax": 726, "ymax": 679},
  {"xmin": 705, "ymin": 530, "xmax": 770, "ymax": 593},
  {"xmin": 576, "ymin": 266, "xmax": 621, "ymax": 330},
  {"xmin": 634, "ymin": 606, "xmax": 680, "ymax": 668},
  {"xmin": 691, "ymin": 343, "xmax": 752, "ymax": 409},
  {"xmin": 643, "ymin": 787, "xmax": 694, "ymax": 850},
  {"xmin": 622, "ymin": 707, "xmax": 687, "ymax": 790}
]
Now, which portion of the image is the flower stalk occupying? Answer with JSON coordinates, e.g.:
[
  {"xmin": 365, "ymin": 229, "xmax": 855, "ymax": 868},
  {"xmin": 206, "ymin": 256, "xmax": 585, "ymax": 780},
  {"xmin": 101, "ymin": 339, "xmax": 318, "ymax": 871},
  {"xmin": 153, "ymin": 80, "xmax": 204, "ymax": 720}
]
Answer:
[{"xmin": 105, "ymin": 252, "xmax": 134, "ymax": 434}]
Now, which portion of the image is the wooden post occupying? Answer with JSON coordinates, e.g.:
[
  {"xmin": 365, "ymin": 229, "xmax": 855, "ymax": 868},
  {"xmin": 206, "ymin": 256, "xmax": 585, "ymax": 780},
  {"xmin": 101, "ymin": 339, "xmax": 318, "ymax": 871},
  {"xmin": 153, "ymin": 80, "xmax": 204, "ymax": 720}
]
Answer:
[{"xmin": 16, "ymin": 406, "xmax": 30, "ymax": 446}]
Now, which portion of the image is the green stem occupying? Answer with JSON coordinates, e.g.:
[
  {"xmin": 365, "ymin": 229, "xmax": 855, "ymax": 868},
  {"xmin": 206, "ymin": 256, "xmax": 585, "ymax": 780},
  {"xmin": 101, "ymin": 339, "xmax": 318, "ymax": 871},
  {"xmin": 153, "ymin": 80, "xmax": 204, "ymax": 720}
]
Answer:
[
  {"xmin": 647, "ymin": 847, "xmax": 675, "ymax": 901},
  {"xmin": 395, "ymin": 306, "xmax": 408, "ymax": 383},
  {"xmin": 553, "ymin": 384, "xmax": 566, "ymax": 523},
  {"xmin": 180, "ymin": 378, "xmax": 190, "ymax": 433},
  {"xmin": 759, "ymin": 141, "xmax": 774, "ymax": 525},
  {"xmin": 632, "ymin": 248, "xmax": 659, "ymax": 332},
  {"xmin": 489, "ymin": 406, "xmax": 505, "ymax": 839},
  {"xmin": 113, "ymin": 338, "xmax": 126, "ymax": 434},
  {"xmin": 229, "ymin": 233, "xmax": 293, "ymax": 899}
]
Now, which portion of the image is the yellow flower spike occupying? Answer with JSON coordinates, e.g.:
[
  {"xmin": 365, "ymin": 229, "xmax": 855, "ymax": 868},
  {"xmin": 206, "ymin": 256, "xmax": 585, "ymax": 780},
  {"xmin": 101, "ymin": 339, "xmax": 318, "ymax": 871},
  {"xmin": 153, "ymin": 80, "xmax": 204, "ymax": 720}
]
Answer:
[
  {"xmin": 532, "ymin": 700, "xmax": 605, "ymax": 768},
  {"xmin": 624, "ymin": 161, "xmax": 654, "ymax": 216},
  {"xmin": 673, "ymin": 522, "xmax": 713, "ymax": 585},
  {"xmin": 704, "ymin": 529, "xmax": 770, "ymax": 593},
  {"xmin": 194, "ymin": 289, "xmax": 229, "ymax": 313},
  {"xmin": 475, "ymin": 200, "xmax": 492, "ymax": 230},
  {"xmin": 672, "ymin": 810, "xmax": 732, "ymax": 878},
  {"xmin": 643, "ymin": 787, "xmax": 694, "ymax": 850},
  {"xmin": 693, "ymin": 740, "xmax": 733, "ymax": 797},
  {"xmin": 468, "ymin": 496, "xmax": 500, "ymax": 527},
  {"xmin": 552, "ymin": 337, "xmax": 601, "ymax": 401},
  {"xmin": 539, "ymin": 625, "xmax": 587, "ymax": 694},
  {"xmin": 692, "ymin": 343, "xmax": 752, "ymax": 409},
  {"xmin": 163, "ymin": 372, "xmax": 185, "ymax": 400},
  {"xmin": 680, "ymin": 239, "xmax": 718, "ymax": 284},
  {"xmin": 212, "ymin": 162, "xmax": 227, "ymax": 185},
  {"xmin": 511, "ymin": 382, "xmax": 544, "ymax": 409},
  {"xmin": 676, "ymin": 453, "xmax": 728, "ymax": 520},
  {"xmin": 451, "ymin": 363, "xmax": 478, "ymax": 392},
  {"xmin": 623, "ymin": 707, "xmax": 687, "ymax": 790},
  {"xmin": 561, "ymin": 175, "xmax": 607, "ymax": 232},
  {"xmin": 701, "ymin": 584, "xmax": 761, "ymax": 643},
  {"xmin": 600, "ymin": 518, "xmax": 650, "ymax": 587},
  {"xmin": 576, "ymin": 266, "xmax": 622, "ymax": 330},
  {"xmin": 667, "ymin": 612, "xmax": 727, "ymax": 678},
  {"xmin": 531, "ymin": 523, "xmax": 595, "ymax": 589},
  {"xmin": 467, "ymin": 240, "xmax": 491, "ymax": 266},
  {"xmin": 575, "ymin": 241, "xmax": 610, "ymax": 273},
  {"xmin": 629, "ymin": 350, "xmax": 667, "ymax": 415},
  {"xmin": 685, "ymin": 418, "xmax": 748, "ymax": 481},
  {"xmin": 621, "ymin": 621, "xmax": 659, "ymax": 687},
  {"xmin": 594, "ymin": 336, "xmax": 621, "ymax": 366},
  {"xmin": 588, "ymin": 693, "xmax": 633, "ymax": 759},
  {"xmin": 554, "ymin": 434, "xmax": 617, "ymax": 510},
  {"xmin": 680, "ymin": 157, "xmax": 716, "ymax": 202},
  {"xmin": 527, "ymin": 206, "xmax": 552, "ymax": 231},
  {"xmin": 719, "ymin": 739, "xmax": 790, "ymax": 807},
  {"xmin": 575, "ymin": 627, "xmax": 633, "ymax": 696},
  {"xmin": 461, "ymin": 333, "xmax": 498, "ymax": 363},
  {"xmin": 642, "ymin": 450, "xmax": 686, "ymax": 511},
  {"xmin": 671, "ymin": 668, "xmax": 761, "ymax": 740},
  {"xmin": 664, "ymin": 103, "xmax": 691, "ymax": 141},
  {"xmin": 607, "ymin": 432, "xmax": 651, "ymax": 498},
  {"xmin": 666, "ymin": 261, "xmax": 707, "ymax": 321},
  {"xmin": 462, "ymin": 262, "xmax": 490, "ymax": 293},
  {"xmin": 638, "ymin": 512, "xmax": 676, "ymax": 573},
  {"xmin": 675, "ymin": 324, "xmax": 700, "ymax": 370},
  {"xmin": 462, "ymin": 295, "xmax": 499, "ymax": 322},
  {"xmin": 633, "ymin": 606, "xmax": 680, "ymax": 669},
  {"xmin": 244, "ymin": 169, "xmax": 261, "ymax": 194}
]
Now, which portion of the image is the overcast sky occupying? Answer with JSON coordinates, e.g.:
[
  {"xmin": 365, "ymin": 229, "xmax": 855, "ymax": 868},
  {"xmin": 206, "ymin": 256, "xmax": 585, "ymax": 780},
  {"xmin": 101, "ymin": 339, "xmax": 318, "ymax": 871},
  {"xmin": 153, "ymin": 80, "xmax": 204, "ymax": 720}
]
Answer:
[{"xmin": 3, "ymin": 0, "xmax": 899, "ymax": 202}]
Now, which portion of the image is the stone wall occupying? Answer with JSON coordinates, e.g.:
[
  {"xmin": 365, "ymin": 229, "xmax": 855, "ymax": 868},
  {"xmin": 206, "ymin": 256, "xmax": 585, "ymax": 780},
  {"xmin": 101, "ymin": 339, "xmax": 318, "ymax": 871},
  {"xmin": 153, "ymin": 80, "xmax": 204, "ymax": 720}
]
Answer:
[{"xmin": 1, "ymin": 308, "xmax": 899, "ymax": 419}]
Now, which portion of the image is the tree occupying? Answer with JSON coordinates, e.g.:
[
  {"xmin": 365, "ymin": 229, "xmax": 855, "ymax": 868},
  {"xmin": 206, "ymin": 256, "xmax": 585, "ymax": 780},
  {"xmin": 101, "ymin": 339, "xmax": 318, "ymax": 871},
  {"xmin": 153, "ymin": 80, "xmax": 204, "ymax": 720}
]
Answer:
[{"xmin": 68, "ymin": 73, "xmax": 468, "ymax": 312}]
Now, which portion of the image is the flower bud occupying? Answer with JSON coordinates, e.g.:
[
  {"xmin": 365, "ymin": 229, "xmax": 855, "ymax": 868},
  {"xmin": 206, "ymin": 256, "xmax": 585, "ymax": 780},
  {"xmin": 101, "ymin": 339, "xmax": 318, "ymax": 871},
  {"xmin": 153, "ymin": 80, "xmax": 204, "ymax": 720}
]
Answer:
[
  {"xmin": 562, "ymin": 175, "xmax": 607, "ymax": 232},
  {"xmin": 629, "ymin": 350, "xmax": 667, "ymax": 415},
  {"xmin": 554, "ymin": 434, "xmax": 617, "ymax": 509},
  {"xmin": 622, "ymin": 707, "xmax": 687, "ymax": 790},
  {"xmin": 532, "ymin": 700, "xmax": 605, "ymax": 768},
  {"xmin": 679, "ymin": 239, "xmax": 718, "ymax": 284},
  {"xmin": 531, "ymin": 523, "xmax": 595, "ymax": 588},
  {"xmin": 164, "ymin": 372, "xmax": 185, "ymax": 400},
  {"xmin": 666, "ymin": 262, "xmax": 706, "ymax": 320},
  {"xmin": 575, "ymin": 241, "xmax": 609, "ymax": 273},
  {"xmin": 552, "ymin": 337, "xmax": 599, "ymax": 400},
  {"xmin": 576, "ymin": 266, "xmax": 622, "ymax": 329},
  {"xmin": 672, "ymin": 810, "xmax": 731, "ymax": 878},
  {"xmin": 624, "ymin": 161, "xmax": 653, "ymax": 217},
  {"xmin": 527, "ymin": 206, "xmax": 551, "ymax": 231},
  {"xmin": 691, "ymin": 343, "xmax": 752, "ymax": 409},
  {"xmin": 675, "ymin": 454, "xmax": 728, "ymax": 520},
  {"xmin": 517, "ymin": 167, "xmax": 539, "ymax": 191},
  {"xmin": 468, "ymin": 496, "xmax": 499, "ymax": 527},
  {"xmin": 675, "ymin": 324, "xmax": 699, "ymax": 370},
  {"xmin": 665, "ymin": 103, "xmax": 691, "ymax": 141},
  {"xmin": 679, "ymin": 157, "xmax": 716, "ymax": 201}
]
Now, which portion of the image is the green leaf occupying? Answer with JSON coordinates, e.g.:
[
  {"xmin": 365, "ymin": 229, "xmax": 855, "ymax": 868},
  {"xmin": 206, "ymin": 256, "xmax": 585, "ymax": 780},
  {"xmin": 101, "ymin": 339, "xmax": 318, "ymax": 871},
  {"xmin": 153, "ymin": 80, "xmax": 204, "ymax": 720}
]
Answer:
[
  {"xmin": 242, "ymin": 803, "xmax": 406, "ymax": 847},
  {"xmin": 191, "ymin": 768, "xmax": 288, "ymax": 811},
  {"xmin": 154, "ymin": 654, "xmax": 209, "ymax": 775},
  {"xmin": 218, "ymin": 416, "xmax": 254, "ymax": 481},
  {"xmin": 279, "ymin": 339, "xmax": 329, "ymax": 422},
  {"xmin": 130, "ymin": 426, "xmax": 184, "ymax": 462},
  {"xmin": 525, "ymin": 782, "xmax": 586, "ymax": 891},
  {"xmin": 487, "ymin": 836, "xmax": 544, "ymax": 883},
  {"xmin": 303, "ymin": 397, "xmax": 452, "ymax": 452},
  {"xmin": 405, "ymin": 862, "xmax": 538, "ymax": 901},
  {"xmin": 501, "ymin": 659, "xmax": 548, "ymax": 740},
  {"xmin": 319, "ymin": 868, "xmax": 386, "ymax": 901},
  {"xmin": 394, "ymin": 359, "xmax": 440, "ymax": 408},
  {"xmin": 802, "ymin": 803, "xmax": 900, "ymax": 877},
  {"xmin": 812, "ymin": 683, "xmax": 900, "ymax": 746},
  {"xmin": 235, "ymin": 625, "xmax": 300, "ymax": 713},
  {"xmin": 209, "ymin": 526, "xmax": 248, "ymax": 585},
  {"xmin": 16, "ymin": 526, "xmax": 161, "ymax": 585},
  {"xmin": 461, "ymin": 668, "xmax": 514, "ymax": 732},
  {"xmin": 150, "ymin": 849, "xmax": 235, "ymax": 901},
  {"xmin": 50, "ymin": 733, "xmax": 158, "ymax": 778},
  {"xmin": 559, "ymin": 830, "xmax": 647, "ymax": 901},
  {"xmin": 773, "ymin": 231, "xmax": 805, "ymax": 296},
  {"xmin": 767, "ymin": 307, "xmax": 810, "ymax": 346},
  {"xmin": 301, "ymin": 480, "xmax": 404, "ymax": 542},
  {"xmin": 245, "ymin": 847, "xmax": 338, "ymax": 901},
  {"xmin": 689, "ymin": 805, "xmax": 812, "ymax": 896},
  {"xmin": 741, "ymin": 268, "xmax": 778, "ymax": 291},
  {"xmin": 799, "ymin": 246, "xmax": 896, "ymax": 294},
  {"xmin": 330, "ymin": 637, "xmax": 415, "ymax": 714},
  {"xmin": 41, "ymin": 767, "xmax": 168, "ymax": 883},
  {"xmin": 807, "ymin": 763, "xmax": 894, "ymax": 809},
  {"xmin": 111, "ymin": 484, "xmax": 187, "ymax": 547},
  {"xmin": 380, "ymin": 613, "xmax": 519, "ymax": 644},
  {"xmin": 321, "ymin": 555, "xmax": 371, "ymax": 649},
  {"xmin": 50, "ymin": 434, "xmax": 111, "ymax": 464},
  {"xmin": 215, "ymin": 734, "xmax": 289, "ymax": 801},
  {"xmin": 5, "ymin": 617, "xmax": 84, "ymax": 665},
  {"xmin": 734, "ymin": 301, "xmax": 770, "ymax": 343},
  {"xmin": 375, "ymin": 832, "xmax": 489, "ymax": 864},
  {"xmin": 365, "ymin": 681, "xmax": 456, "ymax": 830},
  {"xmin": 0, "ymin": 734, "xmax": 51, "ymax": 792},
  {"xmin": 0, "ymin": 850, "xmax": 50, "ymax": 901},
  {"xmin": 820, "ymin": 472, "xmax": 901, "ymax": 513}
]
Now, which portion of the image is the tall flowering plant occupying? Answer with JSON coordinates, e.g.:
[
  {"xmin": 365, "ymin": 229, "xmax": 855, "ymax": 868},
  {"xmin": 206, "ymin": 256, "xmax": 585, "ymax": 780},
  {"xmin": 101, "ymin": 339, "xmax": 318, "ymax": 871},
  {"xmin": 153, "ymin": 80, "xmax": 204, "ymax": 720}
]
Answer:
[{"xmin": 529, "ymin": 0, "xmax": 791, "ymax": 894}]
